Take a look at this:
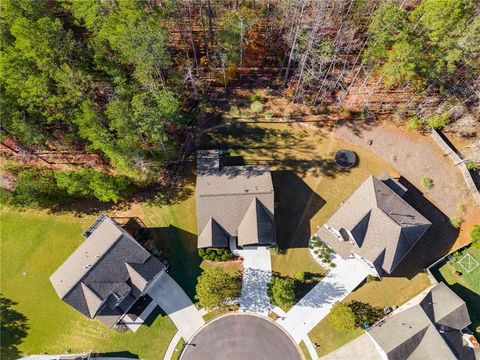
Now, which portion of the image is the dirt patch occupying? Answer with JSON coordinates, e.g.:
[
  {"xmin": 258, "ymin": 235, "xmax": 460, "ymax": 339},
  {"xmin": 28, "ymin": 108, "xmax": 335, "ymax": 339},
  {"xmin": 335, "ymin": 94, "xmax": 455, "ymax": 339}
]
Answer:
[
  {"xmin": 334, "ymin": 120, "xmax": 475, "ymax": 217},
  {"xmin": 453, "ymin": 211, "xmax": 480, "ymax": 251}
]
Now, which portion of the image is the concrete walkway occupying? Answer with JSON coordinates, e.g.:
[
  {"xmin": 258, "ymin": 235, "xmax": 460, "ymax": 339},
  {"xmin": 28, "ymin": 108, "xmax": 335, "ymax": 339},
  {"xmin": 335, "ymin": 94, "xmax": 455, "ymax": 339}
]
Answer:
[
  {"xmin": 235, "ymin": 246, "xmax": 273, "ymax": 315},
  {"xmin": 147, "ymin": 272, "xmax": 205, "ymax": 340},
  {"xmin": 276, "ymin": 254, "xmax": 370, "ymax": 343},
  {"xmin": 163, "ymin": 331, "xmax": 183, "ymax": 360}
]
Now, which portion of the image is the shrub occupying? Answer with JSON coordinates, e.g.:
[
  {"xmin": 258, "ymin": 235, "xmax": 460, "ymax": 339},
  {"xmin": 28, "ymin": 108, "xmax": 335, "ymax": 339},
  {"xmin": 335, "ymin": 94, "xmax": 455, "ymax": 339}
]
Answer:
[
  {"xmin": 471, "ymin": 225, "xmax": 480, "ymax": 249},
  {"xmin": 198, "ymin": 248, "xmax": 234, "ymax": 261},
  {"xmin": 294, "ymin": 271, "xmax": 305, "ymax": 282},
  {"xmin": 268, "ymin": 277, "xmax": 296, "ymax": 308},
  {"xmin": 250, "ymin": 92, "xmax": 263, "ymax": 102},
  {"xmin": 12, "ymin": 168, "xmax": 67, "ymax": 207},
  {"xmin": 450, "ymin": 217, "xmax": 462, "ymax": 229},
  {"xmin": 329, "ymin": 302, "xmax": 356, "ymax": 333},
  {"xmin": 406, "ymin": 117, "xmax": 424, "ymax": 131},
  {"xmin": 366, "ymin": 274, "xmax": 376, "ymax": 283},
  {"xmin": 426, "ymin": 113, "xmax": 449, "ymax": 129},
  {"xmin": 421, "ymin": 176, "xmax": 433, "ymax": 189},
  {"xmin": 269, "ymin": 245, "xmax": 279, "ymax": 255},
  {"xmin": 314, "ymin": 249, "xmax": 320, "ymax": 255},
  {"xmin": 466, "ymin": 161, "xmax": 479, "ymax": 171},
  {"xmin": 264, "ymin": 109, "xmax": 274, "ymax": 120},
  {"xmin": 250, "ymin": 101, "xmax": 264, "ymax": 113}
]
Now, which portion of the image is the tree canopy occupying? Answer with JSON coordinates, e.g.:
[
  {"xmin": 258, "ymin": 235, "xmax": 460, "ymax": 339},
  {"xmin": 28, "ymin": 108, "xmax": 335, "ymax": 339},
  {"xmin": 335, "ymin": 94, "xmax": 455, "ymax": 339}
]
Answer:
[{"xmin": 195, "ymin": 267, "xmax": 242, "ymax": 310}]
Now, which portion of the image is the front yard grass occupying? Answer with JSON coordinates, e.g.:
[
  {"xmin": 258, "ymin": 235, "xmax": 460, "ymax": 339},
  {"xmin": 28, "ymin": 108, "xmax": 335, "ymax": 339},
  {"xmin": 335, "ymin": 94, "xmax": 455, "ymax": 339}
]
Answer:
[
  {"xmin": 431, "ymin": 246, "xmax": 480, "ymax": 334},
  {"xmin": 0, "ymin": 209, "xmax": 177, "ymax": 360}
]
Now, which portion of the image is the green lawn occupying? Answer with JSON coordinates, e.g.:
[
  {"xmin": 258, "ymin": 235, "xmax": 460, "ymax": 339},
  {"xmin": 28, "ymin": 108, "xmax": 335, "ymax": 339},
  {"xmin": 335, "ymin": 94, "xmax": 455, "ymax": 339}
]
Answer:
[
  {"xmin": 0, "ymin": 209, "xmax": 177, "ymax": 360},
  {"xmin": 431, "ymin": 246, "xmax": 480, "ymax": 334}
]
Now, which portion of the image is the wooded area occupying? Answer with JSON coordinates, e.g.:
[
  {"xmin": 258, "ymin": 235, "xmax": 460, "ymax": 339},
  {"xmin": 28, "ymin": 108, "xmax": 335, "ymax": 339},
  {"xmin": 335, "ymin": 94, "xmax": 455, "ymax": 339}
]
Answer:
[{"xmin": 1, "ymin": 0, "xmax": 479, "ymax": 205}]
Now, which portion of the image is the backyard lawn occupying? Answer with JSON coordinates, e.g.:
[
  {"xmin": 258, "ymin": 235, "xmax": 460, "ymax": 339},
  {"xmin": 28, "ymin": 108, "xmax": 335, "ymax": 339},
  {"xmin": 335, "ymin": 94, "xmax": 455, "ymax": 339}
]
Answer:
[{"xmin": 431, "ymin": 246, "xmax": 480, "ymax": 334}]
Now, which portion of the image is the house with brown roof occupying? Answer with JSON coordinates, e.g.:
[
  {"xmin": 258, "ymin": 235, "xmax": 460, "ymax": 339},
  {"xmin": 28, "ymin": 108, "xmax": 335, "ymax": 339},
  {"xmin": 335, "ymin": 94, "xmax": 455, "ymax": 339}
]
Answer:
[
  {"xmin": 366, "ymin": 282, "xmax": 479, "ymax": 360},
  {"xmin": 317, "ymin": 174, "xmax": 431, "ymax": 277},
  {"xmin": 323, "ymin": 282, "xmax": 479, "ymax": 360},
  {"xmin": 195, "ymin": 150, "xmax": 276, "ymax": 248},
  {"xmin": 49, "ymin": 214, "xmax": 166, "ymax": 328}
]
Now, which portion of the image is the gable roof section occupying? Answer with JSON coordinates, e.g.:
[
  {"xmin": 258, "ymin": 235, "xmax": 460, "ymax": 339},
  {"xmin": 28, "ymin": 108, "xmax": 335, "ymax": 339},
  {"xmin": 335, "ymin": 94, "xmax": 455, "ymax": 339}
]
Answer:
[
  {"xmin": 197, "ymin": 217, "xmax": 230, "ymax": 248},
  {"xmin": 196, "ymin": 150, "xmax": 275, "ymax": 247},
  {"xmin": 80, "ymin": 283, "xmax": 104, "ymax": 318},
  {"xmin": 238, "ymin": 197, "xmax": 276, "ymax": 246},
  {"xmin": 368, "ymin": 283, "xmax": 472, "ymax": 360},
  {"xmin": 326, "ymin": 175, "xmax": 431, "ymax": 273}
]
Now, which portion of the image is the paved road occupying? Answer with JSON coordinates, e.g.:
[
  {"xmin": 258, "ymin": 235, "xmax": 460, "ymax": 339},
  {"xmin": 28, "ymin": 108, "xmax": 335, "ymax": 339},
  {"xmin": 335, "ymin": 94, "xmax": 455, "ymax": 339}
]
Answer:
[
  {"xmin": 181, "ymin": 314, "xmax": 301, "ymax": 360},
  {"xmin": 147, "ymin": 271, "xmax": 205, "ymax": 340},
  {"xmin": 235, "ymin": 246, "xmax": 273, "ymax": 315},
  {"xmin": 276, "ymin": 253, "xmax": 370, "ymax": 343}
]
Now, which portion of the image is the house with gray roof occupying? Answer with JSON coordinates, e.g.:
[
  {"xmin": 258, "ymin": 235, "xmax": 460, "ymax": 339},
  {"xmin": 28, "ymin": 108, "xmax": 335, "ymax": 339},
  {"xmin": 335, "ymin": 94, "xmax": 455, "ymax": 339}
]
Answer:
[
  {"xmin": 50, "ymin": 214, "xmax": 165, "ymax": 328},
  {"xmin": 317, "ymin": 174, "xmax": 431, "ymax": 277},
  {"xmin": 366, "ymin": 282, "xmax": 478, "ymax": 360},
  {"xmin": 195, "ymin": 150, "xmax": 276, "ymax": 248}
]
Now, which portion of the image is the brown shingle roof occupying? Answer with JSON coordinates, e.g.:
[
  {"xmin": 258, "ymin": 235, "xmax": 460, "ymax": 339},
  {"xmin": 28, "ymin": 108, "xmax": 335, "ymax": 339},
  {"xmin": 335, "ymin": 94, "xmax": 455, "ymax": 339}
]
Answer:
[
  {"xmin": 196, "ymin": 150, "xmax": 275, "ymax": 247},
  {"xmin": 368, "ymin": 283, "xmax": 473, "ymax": 360},
  {"xmin": 324, "ymin": 175, "xmax": 431, "ymax": 273}
]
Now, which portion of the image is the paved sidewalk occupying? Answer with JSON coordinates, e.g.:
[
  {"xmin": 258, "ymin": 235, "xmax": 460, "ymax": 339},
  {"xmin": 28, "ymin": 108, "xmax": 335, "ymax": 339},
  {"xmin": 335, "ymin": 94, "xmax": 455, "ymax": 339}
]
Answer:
[
  {"xmin": 147, "ymin": 272, "xmax": 205, "ymax": 340},
  {"xmin": 163, "ymin": 331, "xmax": 183, "ymax": 360},
  {"xmin": 235, "ymin": 247, "xmax": 273, "ymax": 315},
  {"xmin": 276, "ymin": 254, "xmax": 370, "ymax": 343}
]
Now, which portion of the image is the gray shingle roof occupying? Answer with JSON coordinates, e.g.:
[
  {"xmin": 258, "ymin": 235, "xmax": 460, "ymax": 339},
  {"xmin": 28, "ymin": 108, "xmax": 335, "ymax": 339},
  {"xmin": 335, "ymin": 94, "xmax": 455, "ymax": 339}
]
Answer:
[
  {"xmin": 368, "ymin": 283, "xmax": 473, "ymax": 360},
  {"xmin": 238, "ymin": 197, "xmax": 276, "ymax": 246},
  {"xmin": 50, "ymin": 215, "xmax": 165, "ymax": 326},
  {"xmin": 196, "ymin": 150, "xmax": 275, "ymax": 248},
  {"xmin": 324, "ymin": 175, "xmax": 431, "ymax": 273}
]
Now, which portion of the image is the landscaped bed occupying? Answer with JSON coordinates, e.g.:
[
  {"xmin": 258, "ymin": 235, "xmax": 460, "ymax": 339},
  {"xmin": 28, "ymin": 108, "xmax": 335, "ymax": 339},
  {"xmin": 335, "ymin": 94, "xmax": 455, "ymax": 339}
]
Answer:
[{"xmin": 430, "ymin": 245, "xmax": 480, "ymax": 334}]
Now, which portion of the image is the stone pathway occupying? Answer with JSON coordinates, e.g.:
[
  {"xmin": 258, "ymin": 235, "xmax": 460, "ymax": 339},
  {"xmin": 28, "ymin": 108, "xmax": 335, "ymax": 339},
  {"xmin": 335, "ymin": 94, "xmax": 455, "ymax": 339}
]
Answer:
[
  {"xmin": 147, "ymin": 271, "xmax": 205, "ymax": 340},
  {"xmin": 276, "ymin": 253, "xmax": 370, "ymax": 343},
  {"xmin": 234, "ymin": 246, "xmax": 273, "ymax": 315}
]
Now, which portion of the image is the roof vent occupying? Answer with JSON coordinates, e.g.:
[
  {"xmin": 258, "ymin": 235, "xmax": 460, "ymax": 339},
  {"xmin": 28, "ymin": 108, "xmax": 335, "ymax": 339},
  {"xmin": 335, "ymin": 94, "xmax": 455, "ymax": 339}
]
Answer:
[{"xmin": 243, "ymin": 188, "xmax": 249, "ymax": 192}]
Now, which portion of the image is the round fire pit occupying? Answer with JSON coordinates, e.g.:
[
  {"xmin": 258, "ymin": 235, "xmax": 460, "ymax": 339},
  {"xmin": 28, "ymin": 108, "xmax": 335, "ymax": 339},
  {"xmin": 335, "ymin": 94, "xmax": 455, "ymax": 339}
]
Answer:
[{"xmin": 335, "ymin": 149, "xmax": 357, "ymax": 168}]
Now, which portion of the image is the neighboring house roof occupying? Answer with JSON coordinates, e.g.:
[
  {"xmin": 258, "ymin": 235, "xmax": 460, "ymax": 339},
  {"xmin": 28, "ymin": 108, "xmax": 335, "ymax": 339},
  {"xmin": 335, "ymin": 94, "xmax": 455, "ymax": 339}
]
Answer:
[
  {"xmin": 196, "ymin": 150, "xmax": 275, "ymax": 248},
  {"xmin": 50, "ymin": 215, "xmax": 165, "ymax": 327},
  {"xmin": 322, "ymin": 175, "xmax": 431, "ymax": 274},
  {"xmin": 368, "ymin": 283, "xmax": 474, "ymax": 360}
]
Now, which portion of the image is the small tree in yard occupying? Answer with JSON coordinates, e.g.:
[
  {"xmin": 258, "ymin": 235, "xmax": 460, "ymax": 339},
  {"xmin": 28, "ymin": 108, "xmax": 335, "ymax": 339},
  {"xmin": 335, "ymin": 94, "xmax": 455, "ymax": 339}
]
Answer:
[
  {"xmin": 329, "ymin": 302, "xmax": 356, "ymax": 333},
  {"xmin": 471, "ymin": 225, "xmax": 480, "ymax": 249},
  {"xmin": 348, "ymin": 301, "xmax": 384, "ymax": 327},
  {"xmin": 195, "ymin": 267, "xmax": 241, "ymax": 310},
  {"xmin": 268, "ymin": 277, "xmax": 296, "ymax": 308}
]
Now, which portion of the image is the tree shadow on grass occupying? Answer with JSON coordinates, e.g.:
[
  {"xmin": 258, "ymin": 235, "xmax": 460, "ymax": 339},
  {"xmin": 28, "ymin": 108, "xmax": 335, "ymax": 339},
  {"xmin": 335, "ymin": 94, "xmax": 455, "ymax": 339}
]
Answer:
[
  {"xmin": 387, "ymin": 177, "xmax": 459, "ymax": 280},
  {"xmin": 0, "ymin": 295, "xmax": 29, "ymax": 360},
  {"xmin": 272, "ymin": 170, "xmax": 326, "ymax": 249},
  {"xmin": 150, "ymin": 226, "xmax": 201, "ymax": 302}
]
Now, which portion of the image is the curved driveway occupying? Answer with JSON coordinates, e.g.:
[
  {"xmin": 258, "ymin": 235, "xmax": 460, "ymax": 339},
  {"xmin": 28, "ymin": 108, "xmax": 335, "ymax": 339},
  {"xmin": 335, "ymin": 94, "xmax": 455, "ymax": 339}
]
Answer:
[{"xmin": 181, "ymin": 314, "xmax": 301, "ymax": 360}]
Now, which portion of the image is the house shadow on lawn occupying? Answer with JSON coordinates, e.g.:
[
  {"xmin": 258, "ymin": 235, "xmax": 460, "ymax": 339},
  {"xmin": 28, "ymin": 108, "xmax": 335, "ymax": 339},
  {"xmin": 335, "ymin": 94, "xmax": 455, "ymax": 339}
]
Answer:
[
  {"xmin": 388, "ymin": 177, "xmax": 459, "ymax": 280},
  {"xmin": 96, "ymin": 351, "xmax": 139, "ymax": 359},
  {"xmin": 0, "ymin": 295, "xmax": 29, "ymax": 360},
  {"xmin": 272, "ymin": 170, "xmax": 326, "ymax": 249},
  {"xmin": 150, "ymin": 226, "xmax": 201, "ymax": 302}
]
